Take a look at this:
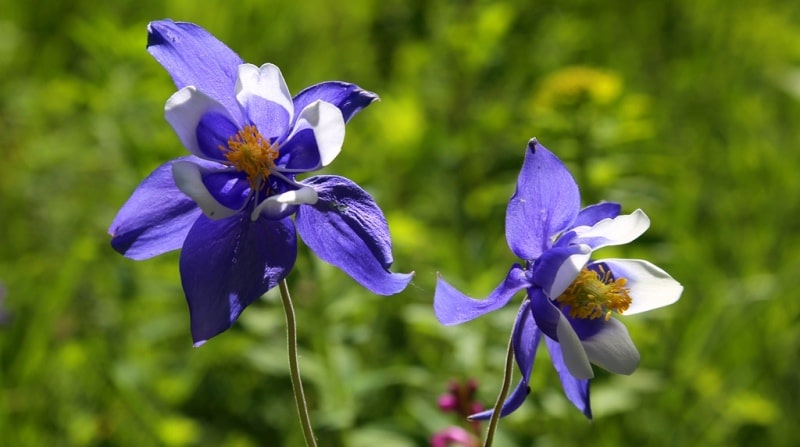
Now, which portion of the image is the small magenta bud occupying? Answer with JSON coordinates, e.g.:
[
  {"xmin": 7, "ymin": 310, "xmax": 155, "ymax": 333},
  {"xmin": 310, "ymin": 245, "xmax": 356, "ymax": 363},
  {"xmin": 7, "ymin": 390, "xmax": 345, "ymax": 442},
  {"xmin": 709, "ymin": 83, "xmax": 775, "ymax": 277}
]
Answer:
[{"xmin": 438, "ymin": 394, "xmax": 458, "ymax": 412}]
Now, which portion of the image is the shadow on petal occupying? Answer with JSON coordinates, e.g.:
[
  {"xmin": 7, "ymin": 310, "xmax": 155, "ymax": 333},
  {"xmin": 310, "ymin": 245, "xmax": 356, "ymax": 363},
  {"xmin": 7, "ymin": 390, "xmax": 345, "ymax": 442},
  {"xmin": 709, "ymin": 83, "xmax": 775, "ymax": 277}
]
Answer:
[
  {"xmin": 180, "ymin": 214, "xmax": 297, "ymax": 344},
  {"xmin": 582, "ymin": 318, "xmax": 640, "ymax": 375}
]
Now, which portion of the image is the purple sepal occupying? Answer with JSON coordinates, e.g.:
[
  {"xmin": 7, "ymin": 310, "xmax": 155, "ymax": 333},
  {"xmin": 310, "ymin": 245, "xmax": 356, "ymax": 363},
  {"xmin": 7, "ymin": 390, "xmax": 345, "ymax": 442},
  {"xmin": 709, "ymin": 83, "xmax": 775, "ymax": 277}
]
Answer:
[
  {"xmin": 434, "ymin": 264, "xmax": 530, "ymax": 325},
  {"xmin": 470, "ymin": 300, "xmax": 541, "ymax": 420},
  {"xmin": 147, "ymin": 19, "xmax": 245, "ymax": 123},
  {"xmin": 528, "ymin": 287, "xmax": 561, "ymax": 340},
  {"xmin": 295, "ymin": 175, "xmax": 412, "ymax": 295},
  {"xmin": 109, "ymin": 157, "xmax": 206, "ymax": 260},
  {"xmin": 545, "ymin": 337, "xmax": 592, "ymax": 419},
  {"xmin": 292, "ymin": 81, "xmax": 379, "ymax": 123},
  {"xmin": 179, "ymin": 214, "xmax": 296, "ymax": 345},
  {"xmin": 505, "ymin": 139, "xmax": 580, "ymax": 261}
]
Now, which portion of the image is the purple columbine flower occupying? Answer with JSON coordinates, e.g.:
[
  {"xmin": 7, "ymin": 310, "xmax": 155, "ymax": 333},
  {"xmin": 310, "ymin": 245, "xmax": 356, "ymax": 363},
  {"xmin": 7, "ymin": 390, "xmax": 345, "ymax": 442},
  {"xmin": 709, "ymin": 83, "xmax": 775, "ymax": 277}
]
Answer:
[
  {"xmin": 109, "ymin": 20, "xmax": 412, "ymax": 345},
  {"xmin": 434, "ymin": 139, "xmax": 683, "ymax": 420}
]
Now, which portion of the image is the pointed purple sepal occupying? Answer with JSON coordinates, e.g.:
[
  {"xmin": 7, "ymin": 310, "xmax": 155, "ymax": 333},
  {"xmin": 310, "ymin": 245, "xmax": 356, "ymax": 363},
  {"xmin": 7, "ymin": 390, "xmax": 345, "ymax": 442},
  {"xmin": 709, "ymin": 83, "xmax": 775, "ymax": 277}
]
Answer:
[
  {"xmin": 545, "ymin": 337, "xmax": 592, "ymax": 419},
  {"xmin": 292, "ymin": 81, "xmax": 379, "ymax": 123},
  {"xmin": 179, "ymin": 214, "xmax": 296, "ymax": 345},
  {"xmin": 470, "ymin": 300, "xmax": 541, "ymax": 420},
  {"xmin": 505, "ymin": 139, "xmax": 581, "ymax": 261},
  {"xmin": 434, "ymin": 264, "xmax": 530, "ymax": 325},
  {"xmin": 147, "ymin": 19, "xmax": 244, "ymax": 122},
  {"xmin": 109, "ymin": 157, "xmax": 204, "ymax": 260},
  {"xmin": 295, "ymin": 175, "xmax": 412, "ymax": 295}
]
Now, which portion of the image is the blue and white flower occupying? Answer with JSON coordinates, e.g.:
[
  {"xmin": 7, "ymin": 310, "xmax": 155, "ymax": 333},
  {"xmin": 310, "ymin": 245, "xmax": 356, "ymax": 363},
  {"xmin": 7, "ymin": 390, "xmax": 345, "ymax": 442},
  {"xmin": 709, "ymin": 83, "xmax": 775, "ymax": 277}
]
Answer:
[
  {"xmin": 435, "ymin": 139, "xmax": 682, "ymax": 419},
  {"xmin": 110, "ymin": 20, "xmax": 412, "ymax": 345}
]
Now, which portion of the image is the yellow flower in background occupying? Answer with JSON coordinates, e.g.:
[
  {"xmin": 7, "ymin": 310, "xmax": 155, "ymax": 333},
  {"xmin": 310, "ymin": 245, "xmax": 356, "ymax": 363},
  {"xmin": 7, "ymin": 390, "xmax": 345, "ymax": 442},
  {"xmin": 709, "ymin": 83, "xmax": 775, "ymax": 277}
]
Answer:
[{"xmin": 533, "ymin": 66, "xmax": 622, "ymax": 108}]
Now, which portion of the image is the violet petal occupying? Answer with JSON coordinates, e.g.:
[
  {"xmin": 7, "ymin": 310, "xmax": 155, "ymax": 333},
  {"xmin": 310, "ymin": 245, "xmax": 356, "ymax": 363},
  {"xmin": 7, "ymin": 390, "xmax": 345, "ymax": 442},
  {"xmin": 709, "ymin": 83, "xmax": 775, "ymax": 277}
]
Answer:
[
  {"xmin": 295, "ymin": 175, "xmax": 412, "ymax": 295},
  {"xmin": 180, "ymin": 214, "xmax": 296, "ymax": 345},
  {"xmin": 505, "ymin": 139, "xmax": 580, "ymax": 261}
]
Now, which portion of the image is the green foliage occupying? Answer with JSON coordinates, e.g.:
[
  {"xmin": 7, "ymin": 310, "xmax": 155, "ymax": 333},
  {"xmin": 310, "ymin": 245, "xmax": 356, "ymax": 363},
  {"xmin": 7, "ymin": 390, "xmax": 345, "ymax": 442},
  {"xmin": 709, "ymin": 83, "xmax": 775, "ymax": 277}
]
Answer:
[{"xmin": 2, "ymin": 0, "xmax": 800, "ymax": 445}]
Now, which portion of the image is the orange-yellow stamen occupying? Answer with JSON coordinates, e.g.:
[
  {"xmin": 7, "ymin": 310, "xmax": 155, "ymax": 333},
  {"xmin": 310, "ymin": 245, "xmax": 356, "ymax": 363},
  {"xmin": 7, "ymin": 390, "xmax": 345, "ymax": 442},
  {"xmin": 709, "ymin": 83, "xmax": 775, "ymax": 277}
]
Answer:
[
  {"xmin": 555, "ymin": 265, "xmax": 632, "ymax": 320},
  {"xmin": 221, "ymin": 125, "xmax": 279, "ymax": 189}
]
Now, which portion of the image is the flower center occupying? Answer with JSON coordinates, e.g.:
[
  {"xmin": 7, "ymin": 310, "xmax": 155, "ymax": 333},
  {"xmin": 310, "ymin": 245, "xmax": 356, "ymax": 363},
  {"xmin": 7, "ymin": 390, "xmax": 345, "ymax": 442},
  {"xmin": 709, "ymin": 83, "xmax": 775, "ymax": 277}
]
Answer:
[
  {"xmin": 221, "ymin": 125, "xmax": 279, "ymax": 189},
  {"xmin": 555, "ymin": 265, "xmax": 632, "ymax": 320}
]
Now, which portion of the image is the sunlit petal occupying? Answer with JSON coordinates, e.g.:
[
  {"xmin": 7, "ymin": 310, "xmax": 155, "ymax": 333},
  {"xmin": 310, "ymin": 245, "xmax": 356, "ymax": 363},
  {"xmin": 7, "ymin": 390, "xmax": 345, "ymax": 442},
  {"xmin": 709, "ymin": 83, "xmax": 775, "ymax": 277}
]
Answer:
[
  {"xmin": 533, "ymin": 244, "xmax": 592, "ymax": 298},
  {"xmin": 109, "ymin": 157, "xmax": 203, "ymax": 260},
  {"xmin": 506, "ymin": 139, "xmax": 580, "ymax": 260},
  {"xmin": 571, "ymin": 209, "xmax": 650, "ymax": 250},
  {"xmin": 165, "ymin": 86, "xmax": 238, "ymax": 160},
  {"xmin": 600, "ymin": 259, "xmax": 684, "ymax": 315},
  {"xmin": 292, "ymin": 81, "xmax": 379, "ymax": 123},
  {"xmin": 235, "ymin": 63, "xmax": 292, "ymax": 138},
  {"xmin": 147, "ymin": 19, "xmax": 244, "ymax": 122}
]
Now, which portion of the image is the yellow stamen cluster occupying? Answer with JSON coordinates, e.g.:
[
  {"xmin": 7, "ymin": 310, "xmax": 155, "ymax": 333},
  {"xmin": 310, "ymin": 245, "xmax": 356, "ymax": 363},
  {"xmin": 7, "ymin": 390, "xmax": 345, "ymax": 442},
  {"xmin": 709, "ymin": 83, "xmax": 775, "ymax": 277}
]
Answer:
[
  {"xmin": 221, "ymin": 125, "xmax": 279, "ymax": 189},
  {"xmin": 555, "ymin": 265, "xmax": 632, "ymax": 320}
]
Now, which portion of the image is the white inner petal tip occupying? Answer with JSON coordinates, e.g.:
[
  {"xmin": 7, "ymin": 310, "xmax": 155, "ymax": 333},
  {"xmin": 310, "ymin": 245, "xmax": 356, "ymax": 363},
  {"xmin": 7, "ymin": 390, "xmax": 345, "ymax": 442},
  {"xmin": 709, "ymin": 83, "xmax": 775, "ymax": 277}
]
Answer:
[
  {"xmin": 572, "ymin": 209, "xmax": 652, "ymax": 249},
  {"xmin": 235, "ymin": 62, "xmax": 293, "ymax": 117},
  {"xmin": 172, "ymin": 161, "xmax": 238, "ymax": 220},
  {"xmin": 602, "ymin": 259, "xmax": 683, "ymax": 315},
  {"xmin": 250, "ymin": 187, "xmax": 318, "ymax": 220},
  {"xmin": 272, "ymin": 187, "xmax": 318, "ymax": 206},
  {"xmin": 307, "ymin": 101, "xmax": 345, "ymax": 167},
  {"xmin": 164, "ymin": 86, "xmax": 196, "ymax": 111}
]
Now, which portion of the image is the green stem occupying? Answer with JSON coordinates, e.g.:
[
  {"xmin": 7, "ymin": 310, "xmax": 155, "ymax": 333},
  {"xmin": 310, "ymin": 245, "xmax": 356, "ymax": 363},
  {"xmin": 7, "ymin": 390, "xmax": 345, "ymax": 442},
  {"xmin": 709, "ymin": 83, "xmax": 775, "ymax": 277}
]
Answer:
[
  {"xmin": 279, "ymin": 279, "xmax": 317, "ymax": 447},
  {"xmin": 482, "ymin": 328, "xmax": 516, "ymax": 447}
]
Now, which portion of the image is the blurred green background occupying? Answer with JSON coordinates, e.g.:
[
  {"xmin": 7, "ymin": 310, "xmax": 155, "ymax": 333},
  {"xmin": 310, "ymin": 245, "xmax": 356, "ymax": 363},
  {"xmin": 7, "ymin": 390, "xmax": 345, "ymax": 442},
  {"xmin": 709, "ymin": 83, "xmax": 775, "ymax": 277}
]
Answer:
[{"xmin": 2, "ymin": 0, "xmax": 800, "ymax": 445}]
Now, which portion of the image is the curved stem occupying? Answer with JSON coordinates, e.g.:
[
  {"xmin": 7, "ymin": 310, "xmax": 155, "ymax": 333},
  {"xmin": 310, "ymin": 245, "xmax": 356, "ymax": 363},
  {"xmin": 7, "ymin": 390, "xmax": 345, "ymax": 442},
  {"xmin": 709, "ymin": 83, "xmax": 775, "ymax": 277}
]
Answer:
[
  {"xmin": 482, "ymin": 329, "xmax": 516, "ymax": 447},
  {"xmin": 279, "ymin": 279, "xmax": 318, "ymax": 447}
]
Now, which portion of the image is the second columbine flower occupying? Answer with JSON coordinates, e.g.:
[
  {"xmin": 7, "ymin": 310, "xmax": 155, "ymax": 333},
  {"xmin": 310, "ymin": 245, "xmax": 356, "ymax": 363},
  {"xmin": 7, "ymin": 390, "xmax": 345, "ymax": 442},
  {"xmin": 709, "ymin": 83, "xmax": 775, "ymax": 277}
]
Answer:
[{"xmin": 434, "ymin": 138, "xmax": 682, "ymax": 419}]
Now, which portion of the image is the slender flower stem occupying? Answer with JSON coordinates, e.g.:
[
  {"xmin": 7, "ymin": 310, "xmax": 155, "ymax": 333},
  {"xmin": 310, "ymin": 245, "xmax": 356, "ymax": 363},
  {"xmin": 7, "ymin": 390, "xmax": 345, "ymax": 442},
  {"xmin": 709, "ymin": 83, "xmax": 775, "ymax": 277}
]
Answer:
[
  {"xmin": 482, "ymin": 328, "xmax": 516, "ymax": 447},
  {"xmin": 279, "ymin": 279, "xmax": 317, "ymax": 447}
]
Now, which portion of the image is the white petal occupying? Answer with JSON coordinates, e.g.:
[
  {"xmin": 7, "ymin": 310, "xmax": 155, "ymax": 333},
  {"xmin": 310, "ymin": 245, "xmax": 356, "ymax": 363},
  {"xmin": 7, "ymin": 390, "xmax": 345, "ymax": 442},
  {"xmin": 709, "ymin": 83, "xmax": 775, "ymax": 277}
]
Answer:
[
  {"xmin": 250, "ymin": 186, "xmax": 319, "ymax": 221},
  {"xmin": 572, "ymin": 209, "xmax": 651, "ymax": 249},
  {"xmin": 172, "ymin": 161, "xmax": 239, "ymax": 220},
  {"xmin": 548, "ymin": 246, "xmax": 591, "ymax": 298},
  {"xmin": 601, "ymin": 259, "xmax": 683, "ymax": 315},
  {"xmin": 582, "ymin": 318, "xmax": 640, "ymax": 375},
  {"xmin": 286, "ymin": 100, "xmax": 346, "ymax": 168},
  {"xmin": 556, "ymin": 314, "xmax": 594, "ymax": 380},
  {"xmin": 235, "ymin": 63, "xmax": 294, "ymax": 117},
  {"xmin": 165, "ymin": 86, "xmax": 233, "ymax": 159}
]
